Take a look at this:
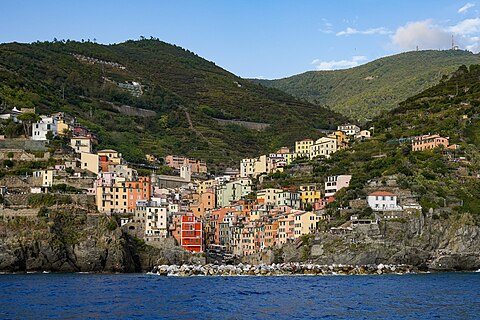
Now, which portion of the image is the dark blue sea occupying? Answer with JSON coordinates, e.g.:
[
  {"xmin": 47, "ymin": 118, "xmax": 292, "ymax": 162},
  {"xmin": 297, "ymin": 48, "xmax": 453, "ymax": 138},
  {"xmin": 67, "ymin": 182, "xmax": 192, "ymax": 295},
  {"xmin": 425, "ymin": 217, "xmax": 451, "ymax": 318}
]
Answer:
[{"xmin": 0, "ymin": 272, "xmax": 479, "ymax": 319}]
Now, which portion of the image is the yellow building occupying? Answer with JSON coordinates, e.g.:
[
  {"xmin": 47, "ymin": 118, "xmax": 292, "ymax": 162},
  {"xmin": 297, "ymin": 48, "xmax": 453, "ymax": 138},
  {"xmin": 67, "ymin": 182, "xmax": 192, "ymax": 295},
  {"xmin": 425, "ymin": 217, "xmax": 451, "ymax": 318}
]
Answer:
[
  {"xmin": 145, "ymin": 154, "xmax": 157, "ymax": 162},
  {"xmin": 57, "ymin": 120, "xmax": 71, "ymax": 136},
  {"xmin": 284, "ymin": 152, "xmax": 308, "ymax": 165},
  {"xmin": 299, "ymin": 184, "xmax": 322, "ymax": 206},
  {"xmin": 294, "ymin": 211, "xmax": 321, "ymax": 237},
  {"xmin": 295, "ymin": 139, "xmax": 313, "ymax": 155},
  {"xmin": 95, "ymin": 176, "xmax": 128, "ymax": 213},
  {"xmin": 81, "ymin": 152, "xmax": 100, "ymax": 174},
  {"xmin": 327, "ymin": 130, "xmax": 349, "ymax": 149}
]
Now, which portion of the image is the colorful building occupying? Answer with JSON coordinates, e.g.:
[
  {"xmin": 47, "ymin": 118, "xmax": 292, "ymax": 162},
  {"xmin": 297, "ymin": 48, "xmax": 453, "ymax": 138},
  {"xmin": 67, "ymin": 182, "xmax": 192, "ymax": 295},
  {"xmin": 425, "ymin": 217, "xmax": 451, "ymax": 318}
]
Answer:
[
  {"xmin": 98, "ymin": 149, "xmax": 122, "ymax": 172},
  {"xmin": 181, "ymin": 215, "xmax": 204, "ymax": 252},
  {"xmin": 165, "ymin": 155, "xmax": 207, "ymax": 174},
  {"xmin": 190, "ymin": 191, "xmax": 216, "ymax": 219},
  {"xmin": 299, "ymin": 184, "xmax": 322, "ymax": 207},
  {"xmin": 325, "ymin": 175, "xmax": 352, "ymax": 198},
  {"xmin": 126, "ymin": 176, "xmax": 152, "ymax": 212},
  {"xmin": 295, "ymin": 139, "xmax": 313, "ymax": 156},
  {"xmin": 294, "ymin": 211, "xmax": 321, "ymax": 237},
  {"xmin": 411, "ymin": 134, "xmax": 449, "ymax": 151}
]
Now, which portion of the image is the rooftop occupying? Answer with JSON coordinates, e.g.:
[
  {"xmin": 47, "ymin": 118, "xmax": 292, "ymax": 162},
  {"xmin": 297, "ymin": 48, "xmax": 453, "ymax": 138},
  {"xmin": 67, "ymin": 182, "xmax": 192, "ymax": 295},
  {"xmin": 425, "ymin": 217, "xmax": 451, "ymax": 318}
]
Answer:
[{"xmin": 369, "ymin": 191, "xmax": 395, "ymax": 197}]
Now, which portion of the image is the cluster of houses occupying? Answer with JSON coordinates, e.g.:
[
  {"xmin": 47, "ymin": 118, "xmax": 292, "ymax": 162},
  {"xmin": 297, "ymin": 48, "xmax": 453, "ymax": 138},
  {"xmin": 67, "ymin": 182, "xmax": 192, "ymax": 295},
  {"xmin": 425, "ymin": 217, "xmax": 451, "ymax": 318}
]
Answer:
[
  {"xmin": 240, "ymin": 124, "xmax": 371, "ymax": 178},
  {"xmin": 1, "ymin": 113, "xmax": 430, "ymax": 256}
]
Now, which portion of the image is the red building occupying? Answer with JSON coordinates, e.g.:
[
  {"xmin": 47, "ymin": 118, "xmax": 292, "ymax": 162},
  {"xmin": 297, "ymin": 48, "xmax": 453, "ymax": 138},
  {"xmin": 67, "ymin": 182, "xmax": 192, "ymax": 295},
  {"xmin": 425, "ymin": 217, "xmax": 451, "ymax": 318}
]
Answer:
[{"xmin": 181, "ymin": 215, "xmax": 204, "ymax": 252}]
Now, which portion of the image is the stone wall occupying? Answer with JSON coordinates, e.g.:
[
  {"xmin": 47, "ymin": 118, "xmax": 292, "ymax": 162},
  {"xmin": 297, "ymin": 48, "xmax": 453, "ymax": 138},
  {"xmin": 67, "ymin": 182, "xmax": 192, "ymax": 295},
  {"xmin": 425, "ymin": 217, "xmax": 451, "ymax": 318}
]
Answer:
[{"xmin": 0, "ymin": 139, "xmax": 47, "ymax": 151}]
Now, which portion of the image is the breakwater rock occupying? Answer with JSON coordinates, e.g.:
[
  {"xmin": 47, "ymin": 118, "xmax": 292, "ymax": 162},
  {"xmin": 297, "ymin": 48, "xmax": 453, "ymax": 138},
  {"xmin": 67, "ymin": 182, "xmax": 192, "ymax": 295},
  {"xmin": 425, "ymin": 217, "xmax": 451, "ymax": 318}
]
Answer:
[{"xmin": 150, "ymin": 263, "xmax": 416, "ymax": 277}]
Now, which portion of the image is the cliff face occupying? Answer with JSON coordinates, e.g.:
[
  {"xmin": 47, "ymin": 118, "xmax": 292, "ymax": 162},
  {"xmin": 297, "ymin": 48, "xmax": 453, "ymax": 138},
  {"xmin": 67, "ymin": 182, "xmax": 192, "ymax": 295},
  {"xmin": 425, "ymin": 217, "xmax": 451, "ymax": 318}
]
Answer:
[
  {"xmin": 2, "ymin": 210, "xmax": 478, "ymax": 273},
  {"xmin": 244, "ymin": 213, "xmax": 480, "ymax": 271},
  {"xmin": 0, "ymin": 211, "xmax": 191, "ymax": 273}
]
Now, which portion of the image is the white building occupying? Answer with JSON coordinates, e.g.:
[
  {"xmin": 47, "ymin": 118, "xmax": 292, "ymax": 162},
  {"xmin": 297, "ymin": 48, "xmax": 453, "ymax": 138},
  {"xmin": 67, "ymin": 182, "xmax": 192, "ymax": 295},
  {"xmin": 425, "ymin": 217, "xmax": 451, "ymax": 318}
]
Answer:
[
  {"xmin": 32, "ymin": 116, "xmax": 58, "ymax": 141},
  {"xmin": 257, "ymin": 188, "xmax": 282, "ymax": 206},
  {"xmin": 325, "ymin": 175, "xmax": 352, "ymax": 198},
  {"xmin": 367, "ymin": 191, "xmax": 402, "ymax": 211},
  {"xmin": 355, "ymin": 130, "xmax": 371, "ymax": 140},
  {"xmin": 310, "ymin": 137, "xmax": 338, "ymax": 159},
  {"xmin": 338, "ymin": 124, "xmax": 361, "ymax": 136},
  {"xmin": 276, "ymin": 189, "xmax": 301, "ymax": 209},
  {"xmin": 136, "ymin": 200, "xmax": 169, "ymax": 240},
  {"xmin": 240, "ymin": 155, "xmax": 274, "ymax": 178},
  {"xmin": 70, "ymin": 137, "xmax": 92, "ymax": 154},
  {"xmin": 216, "ymin": 178, "xmax": 252, "ymax": 207},
  {"xmin": 33, "ymin": 169, "xmax": 54, "ymax": 187}
]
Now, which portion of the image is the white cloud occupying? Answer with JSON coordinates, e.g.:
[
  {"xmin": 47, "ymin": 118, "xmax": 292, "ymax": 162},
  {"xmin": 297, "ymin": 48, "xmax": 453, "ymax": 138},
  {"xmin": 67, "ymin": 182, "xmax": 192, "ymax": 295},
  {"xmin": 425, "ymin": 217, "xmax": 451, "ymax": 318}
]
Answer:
[
  {"xmin": 336, "ymin": 27, "xmax": 391, "ymax": 36},
  {"xmin": 458, "ymin": 3, "xmax": 475, "ymax": 14},
  {"xmin": 448, "ymin": 17, "xmax": 480, "ymax": 34},
  {"xmin": 391, "ymin": 20, "xmax": 451, "ymax": 51},
  {"xmin": 311, "ymin": 56, "xmax": 367, "ymax": 70},
  {"xmin": 319, "ymin": 18, "xmax": 334, "ymax": 34},
  {"xmin": 391, "ymin": 18, "xmax": 480, "ymax": 52}
]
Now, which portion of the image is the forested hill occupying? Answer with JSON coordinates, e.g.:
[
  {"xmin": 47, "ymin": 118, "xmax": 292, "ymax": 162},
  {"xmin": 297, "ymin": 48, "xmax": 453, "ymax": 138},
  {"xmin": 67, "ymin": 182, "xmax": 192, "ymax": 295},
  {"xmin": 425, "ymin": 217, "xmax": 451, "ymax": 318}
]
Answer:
[
  {"xmin": 0, "ymin": 39, "xmax": 347, "ymax": 167},
  {"xmin": 262, "ymin": 63, "xmax": 480, "ymax": 224},
  {"xmin": 255, "ymin": 50, "xmax": 480, "ymax": 123}
]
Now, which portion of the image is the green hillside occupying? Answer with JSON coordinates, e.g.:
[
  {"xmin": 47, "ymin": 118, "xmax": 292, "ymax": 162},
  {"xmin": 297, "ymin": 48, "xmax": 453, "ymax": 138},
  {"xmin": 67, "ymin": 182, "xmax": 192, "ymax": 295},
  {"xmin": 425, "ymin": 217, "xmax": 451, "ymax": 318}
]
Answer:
[
  {"xmin": 0, "ymin": 39, "xmax": 347, "ymax": 168},
  {"xmin": 264, "ymin": 63, "xmax": 480, "ymax": 222},
  {"xmin": 255, "ymin": 50, "xmax": 480, "ymax": 123}
]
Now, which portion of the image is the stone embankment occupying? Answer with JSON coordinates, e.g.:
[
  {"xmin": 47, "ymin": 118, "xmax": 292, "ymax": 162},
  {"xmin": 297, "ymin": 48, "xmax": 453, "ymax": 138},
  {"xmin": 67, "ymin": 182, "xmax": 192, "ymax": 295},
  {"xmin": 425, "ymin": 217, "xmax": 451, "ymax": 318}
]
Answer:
[{"xmin": 150, "ymin": 263, "xmax": 415, "ymax": 277}]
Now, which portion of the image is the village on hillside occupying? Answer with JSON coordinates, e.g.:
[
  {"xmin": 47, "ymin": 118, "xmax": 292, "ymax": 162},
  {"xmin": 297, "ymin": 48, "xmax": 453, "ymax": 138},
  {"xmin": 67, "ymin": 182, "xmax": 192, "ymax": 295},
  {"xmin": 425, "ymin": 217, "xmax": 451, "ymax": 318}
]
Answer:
[{"xmin": 0, "ymin": 108, "xmax": 457, "ymax": 260}]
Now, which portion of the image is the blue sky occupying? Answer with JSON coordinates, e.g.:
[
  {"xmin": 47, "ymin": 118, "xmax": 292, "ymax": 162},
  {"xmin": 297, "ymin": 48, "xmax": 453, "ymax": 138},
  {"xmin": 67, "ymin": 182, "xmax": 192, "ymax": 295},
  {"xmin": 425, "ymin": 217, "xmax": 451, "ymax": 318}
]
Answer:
[{"xmin": 1, "ymin": 1, "xmax": 480, "ymax": 79}]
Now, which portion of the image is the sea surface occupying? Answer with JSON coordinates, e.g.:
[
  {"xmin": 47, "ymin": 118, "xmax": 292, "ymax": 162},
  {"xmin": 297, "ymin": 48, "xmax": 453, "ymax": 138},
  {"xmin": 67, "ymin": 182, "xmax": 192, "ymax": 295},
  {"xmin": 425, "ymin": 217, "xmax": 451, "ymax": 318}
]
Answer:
[{"xmin": 0, "ymin": 272, "xmax": 479, "ymax": 319}]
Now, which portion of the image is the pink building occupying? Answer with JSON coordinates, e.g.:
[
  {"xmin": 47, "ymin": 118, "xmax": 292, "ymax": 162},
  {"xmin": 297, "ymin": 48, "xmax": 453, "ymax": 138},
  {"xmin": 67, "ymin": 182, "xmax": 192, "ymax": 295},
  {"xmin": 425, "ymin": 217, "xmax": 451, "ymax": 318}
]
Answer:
[
  {"xmin": 325, "ymin": 175, "xmax": 352, "ymax": 198},
  {"xmin": 165, "ymin": 155, "xmax": 207, "ymax": 173},
  {"xmin": 278, "ymin": 213, "xmax": 295, "ymax": 245},
  {"xmin": 412, "ymin": 135, "xmax": 449, "ymax": 151}
]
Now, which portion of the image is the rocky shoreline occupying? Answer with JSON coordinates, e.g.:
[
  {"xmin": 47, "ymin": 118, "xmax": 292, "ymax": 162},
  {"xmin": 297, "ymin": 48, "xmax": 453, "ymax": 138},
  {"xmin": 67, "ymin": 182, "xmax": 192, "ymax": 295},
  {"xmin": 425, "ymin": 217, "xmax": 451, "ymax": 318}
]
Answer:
[{"xmin": 150, "ymin": 263, "xmax": 417, "ymax": 277}]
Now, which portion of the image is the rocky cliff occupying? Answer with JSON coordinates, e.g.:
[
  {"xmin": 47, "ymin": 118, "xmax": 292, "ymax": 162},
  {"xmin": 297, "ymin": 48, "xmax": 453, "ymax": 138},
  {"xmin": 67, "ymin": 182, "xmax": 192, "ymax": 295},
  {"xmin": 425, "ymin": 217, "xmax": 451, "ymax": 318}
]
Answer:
[
  {"xmin": 243, "ymin": 213, "xmax": 480, "ymax": 271},
  {"xmin": 0, "ymin": 209, "xmax": 193, "ymax": 273}
]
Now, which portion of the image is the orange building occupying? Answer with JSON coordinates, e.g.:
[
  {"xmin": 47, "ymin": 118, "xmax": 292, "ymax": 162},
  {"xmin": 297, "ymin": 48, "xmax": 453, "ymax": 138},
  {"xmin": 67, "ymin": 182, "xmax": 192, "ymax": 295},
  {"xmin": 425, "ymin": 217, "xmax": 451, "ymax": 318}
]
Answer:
[
  {"xmin": 190, "ymin": 191, "xmax": 216, "ymax": 219},
  {"xmin": 126, "ymin": 176, "xmax": 151, "ymax": 212},
  {"xmin": 412, "ymin": 135, "xmax": 449, "ymax": 151},
  {"xmin": 264, "ymin": 221, "xmax": 279, "ymax": 248},
  {"xmin": 208, "ymin": 208, "xmax": 234, "ymax": 244},
  {"xmin": 98, "ymin": 149, "xmax": 123, "ymax": 172},
  {"xmin": 181, "ymin": 215, "xmax": 204, "ymax": 252}
]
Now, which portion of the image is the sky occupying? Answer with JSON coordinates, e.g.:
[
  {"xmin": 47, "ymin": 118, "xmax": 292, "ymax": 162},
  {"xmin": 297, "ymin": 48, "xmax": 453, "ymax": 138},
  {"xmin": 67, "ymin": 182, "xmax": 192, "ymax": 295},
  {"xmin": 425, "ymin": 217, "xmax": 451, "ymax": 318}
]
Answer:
[{"xmin": 1, "ymin": 0, "xmax": 480, "ymax": 79}]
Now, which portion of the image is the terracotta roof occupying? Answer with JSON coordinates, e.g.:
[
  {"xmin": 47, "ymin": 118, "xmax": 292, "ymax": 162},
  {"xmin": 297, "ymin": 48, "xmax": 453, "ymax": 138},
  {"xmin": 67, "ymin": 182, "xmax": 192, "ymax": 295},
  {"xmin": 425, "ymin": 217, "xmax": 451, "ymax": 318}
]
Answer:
[{"xmin": 369, "ymin": 191, "xmax": 395, "ymax": 196}]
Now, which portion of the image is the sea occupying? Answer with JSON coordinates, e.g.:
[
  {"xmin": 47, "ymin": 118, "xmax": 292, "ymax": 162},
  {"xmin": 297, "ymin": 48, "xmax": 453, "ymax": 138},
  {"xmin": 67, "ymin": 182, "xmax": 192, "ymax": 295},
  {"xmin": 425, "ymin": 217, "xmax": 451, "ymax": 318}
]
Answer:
[{"xmin": 0, "ymin": 272, "xmax": 479, "ymax": 319}]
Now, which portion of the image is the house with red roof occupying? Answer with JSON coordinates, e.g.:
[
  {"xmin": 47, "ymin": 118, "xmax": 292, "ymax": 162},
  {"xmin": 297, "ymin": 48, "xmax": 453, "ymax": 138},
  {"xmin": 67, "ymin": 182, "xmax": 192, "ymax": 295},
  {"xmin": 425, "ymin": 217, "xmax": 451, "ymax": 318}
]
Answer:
[{"xmin": 367, "ymin": 191, "xmax": 402, "ymax": 211}]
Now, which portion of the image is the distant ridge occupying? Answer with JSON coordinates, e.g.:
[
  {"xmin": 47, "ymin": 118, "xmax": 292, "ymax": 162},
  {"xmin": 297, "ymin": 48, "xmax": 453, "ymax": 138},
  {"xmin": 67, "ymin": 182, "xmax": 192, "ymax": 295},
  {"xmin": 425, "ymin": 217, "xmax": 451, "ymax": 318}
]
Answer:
[{"xmin": 254, "ymin": 50, "xmax": 480, "ymax": 123}]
